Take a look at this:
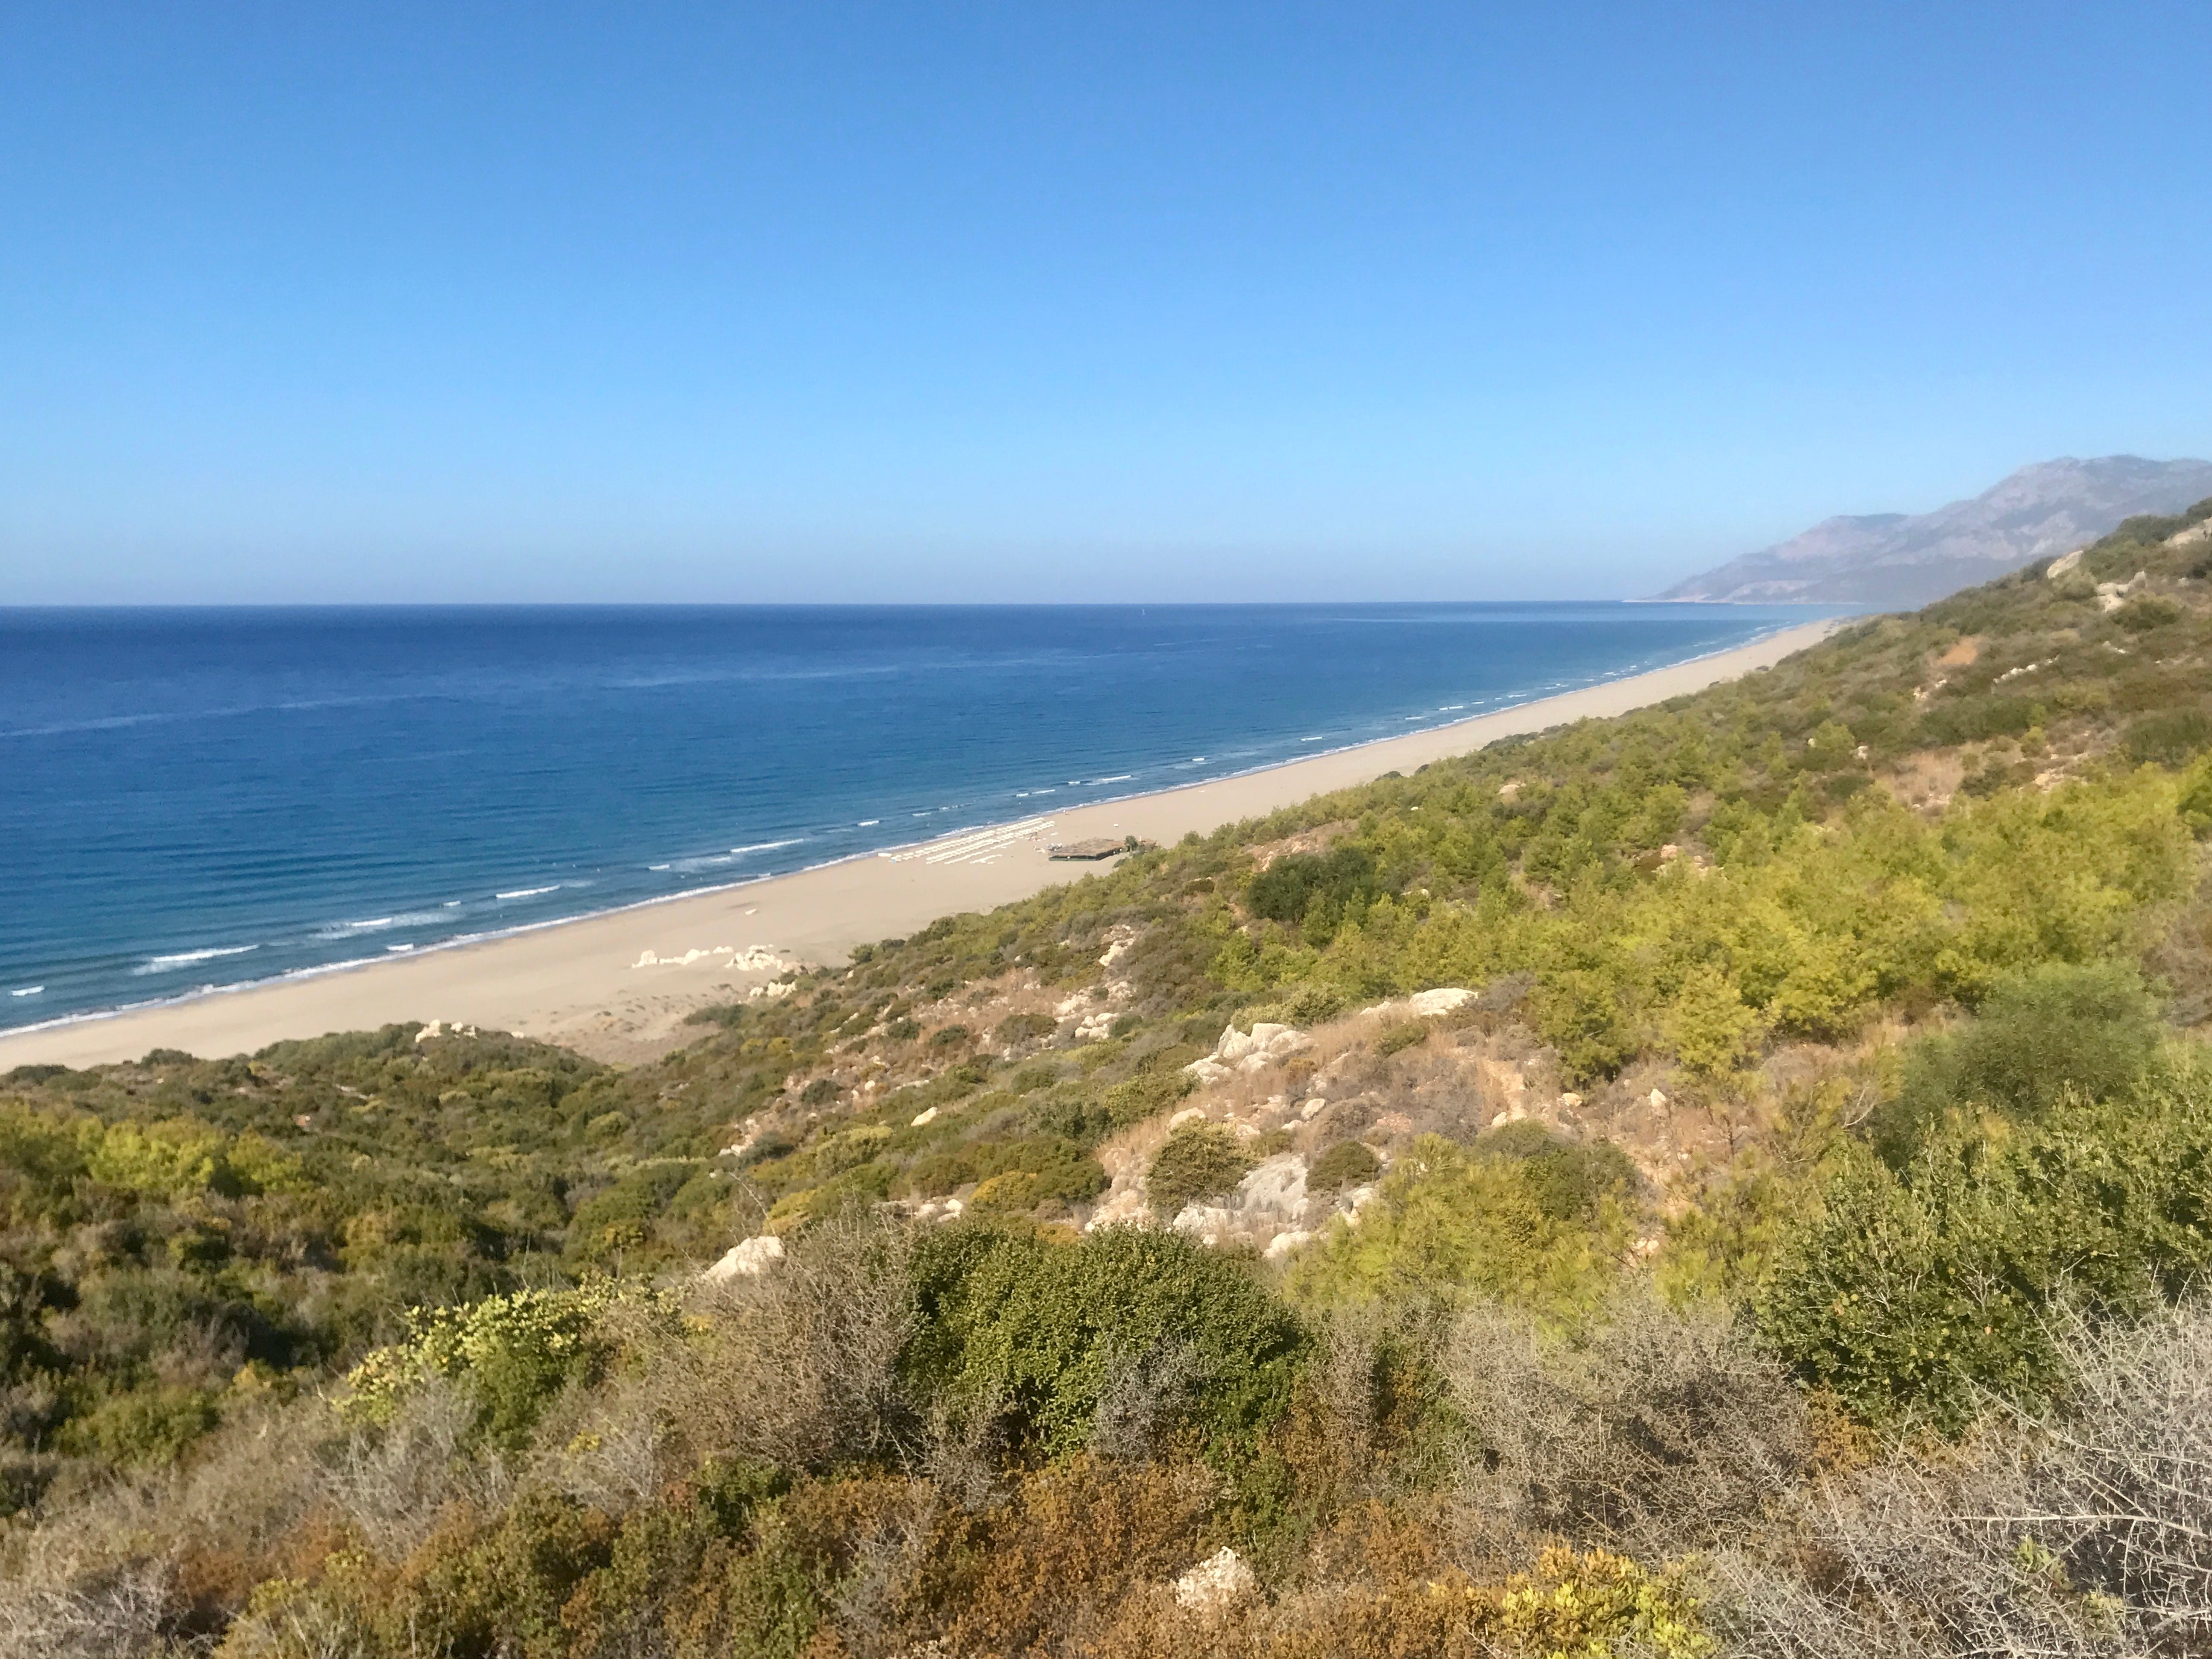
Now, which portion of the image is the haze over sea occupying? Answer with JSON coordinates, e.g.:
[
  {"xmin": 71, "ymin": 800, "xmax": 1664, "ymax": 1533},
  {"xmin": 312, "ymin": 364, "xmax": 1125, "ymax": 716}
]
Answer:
[{"xmin": 1, "ymin": 603, "xmax": 1831, "ymax": 1033}]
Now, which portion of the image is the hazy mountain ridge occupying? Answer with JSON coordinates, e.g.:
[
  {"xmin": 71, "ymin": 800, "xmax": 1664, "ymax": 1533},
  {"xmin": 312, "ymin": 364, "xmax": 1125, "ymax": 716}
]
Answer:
[{"xmin": 1659, "ymin": 455, "xmax": 2212, "ymax": 606}]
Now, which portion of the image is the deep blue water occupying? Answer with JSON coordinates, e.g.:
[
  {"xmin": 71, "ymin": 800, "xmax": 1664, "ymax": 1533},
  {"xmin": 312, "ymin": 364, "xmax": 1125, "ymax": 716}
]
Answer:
[{"xmin": 0, "ymin": 603, "xmax": 1834, "ymax": 1033}]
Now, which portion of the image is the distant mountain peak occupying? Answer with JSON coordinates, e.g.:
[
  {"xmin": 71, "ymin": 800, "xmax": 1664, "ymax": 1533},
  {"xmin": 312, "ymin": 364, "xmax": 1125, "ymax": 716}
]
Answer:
[{"xmin": 1657, "ymin": 456, "xmax": 2212, "ymax": 606}]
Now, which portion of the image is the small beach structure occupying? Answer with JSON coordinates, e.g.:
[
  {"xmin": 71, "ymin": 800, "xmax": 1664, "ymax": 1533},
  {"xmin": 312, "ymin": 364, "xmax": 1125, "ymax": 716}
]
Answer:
[{"xmin": 1047, "ymin": 836, "xmax": 1132, "ymax": 861}]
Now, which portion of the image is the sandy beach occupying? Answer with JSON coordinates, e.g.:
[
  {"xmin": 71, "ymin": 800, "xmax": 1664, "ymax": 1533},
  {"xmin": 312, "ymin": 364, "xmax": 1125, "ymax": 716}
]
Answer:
[{"xmin": 0, "ymin": 620, "xmax": 1836, "ymax": 1070}]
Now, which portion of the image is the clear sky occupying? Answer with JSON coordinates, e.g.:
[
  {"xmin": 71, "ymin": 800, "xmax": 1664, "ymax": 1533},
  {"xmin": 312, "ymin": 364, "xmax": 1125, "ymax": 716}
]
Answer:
[{"xmin": 3, "ymin": 2, "xmax": 2208, "ymax": 603}]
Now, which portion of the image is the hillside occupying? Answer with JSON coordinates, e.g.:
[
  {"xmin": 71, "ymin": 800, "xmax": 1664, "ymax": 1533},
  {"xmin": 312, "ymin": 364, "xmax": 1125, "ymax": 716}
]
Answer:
[
  {"xmin": 10, "ymin": 493, "xmax": 2212, "ymax": 1655},
  {"xmin": 1657, "ymin": 453, "xmax": 2212, "ymax": 605}
]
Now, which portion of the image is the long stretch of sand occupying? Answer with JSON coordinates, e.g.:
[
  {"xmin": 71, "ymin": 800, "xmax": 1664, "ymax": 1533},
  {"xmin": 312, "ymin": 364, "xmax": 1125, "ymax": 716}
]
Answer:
[{"xmin": 1, "ymin": 620, "xmax": 1836, "ymax": 1069}]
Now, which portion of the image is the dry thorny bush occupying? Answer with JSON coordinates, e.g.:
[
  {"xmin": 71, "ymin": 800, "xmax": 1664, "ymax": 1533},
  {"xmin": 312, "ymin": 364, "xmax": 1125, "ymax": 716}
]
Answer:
[
  {"xmin": 0, "ymin": 1389, "xmax": 332, "ymax": 1659},
  {"xmin": 14, "ymin": 1259, "xmax": 2212, "ymax": 1657},
  {"xmin": 1712, "ymin": 1302, "xmax": 2212, "ymax": 1658},
  {"xmin": 657, "ymin": 1211, "xmax": 921, "ymax": 1478},
  {"xmin": 1443, "ymin": 1289, "xmax": 1812, "ymax": 1559}
]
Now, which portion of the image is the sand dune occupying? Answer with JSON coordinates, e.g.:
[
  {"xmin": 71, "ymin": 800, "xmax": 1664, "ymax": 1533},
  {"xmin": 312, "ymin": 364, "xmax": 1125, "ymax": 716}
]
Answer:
[{"xmin": 0, "ymin": 620, "xmax": 1836, "ymax": 1069}]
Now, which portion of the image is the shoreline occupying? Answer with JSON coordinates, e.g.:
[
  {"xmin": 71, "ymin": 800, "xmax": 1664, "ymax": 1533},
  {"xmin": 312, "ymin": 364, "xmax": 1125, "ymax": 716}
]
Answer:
[
  {"xmin": 0, "ymin": 618, "xmax": 1838, "ymax": 1069},
  {"xmin": 0, "ymin": 618, "xmax": 1810, "ymax": 1042}
]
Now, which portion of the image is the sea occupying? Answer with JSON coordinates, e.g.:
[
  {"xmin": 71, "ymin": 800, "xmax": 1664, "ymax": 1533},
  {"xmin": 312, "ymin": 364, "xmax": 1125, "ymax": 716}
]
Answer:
[{"xmin": 0, "ymin": 603, "xmax": 1837, "ymax": 1035}]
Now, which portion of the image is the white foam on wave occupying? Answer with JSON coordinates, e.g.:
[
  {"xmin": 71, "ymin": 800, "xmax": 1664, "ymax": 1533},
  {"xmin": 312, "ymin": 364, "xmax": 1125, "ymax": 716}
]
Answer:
[
  {"xmin": 667, "ymin": 838, "xmax": 806, "ymax": 874},
  {"xmin": 10, "ymin": 986, "xmax": 42, "ymax": 997},
  {"xmin": 1089, "ymin": 774, "xmax": 1135, "ymax": 784},
  {"xmin": 136, "ymin": 945, "xmax": 259, "ymax": 975},
  {"xmin": 495, "ymin": 884, "xmax": 561, "ymax": 900},
  {"xmin": 314, "ymin": 910, "xmax": 446, "ymax": 940}
]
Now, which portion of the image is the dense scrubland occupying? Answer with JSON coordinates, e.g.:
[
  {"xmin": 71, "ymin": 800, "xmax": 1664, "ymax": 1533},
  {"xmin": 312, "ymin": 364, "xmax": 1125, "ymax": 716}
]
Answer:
[{"xmin": 10, "ymin": 499, "xmax": 2212, "ymax": 1656}]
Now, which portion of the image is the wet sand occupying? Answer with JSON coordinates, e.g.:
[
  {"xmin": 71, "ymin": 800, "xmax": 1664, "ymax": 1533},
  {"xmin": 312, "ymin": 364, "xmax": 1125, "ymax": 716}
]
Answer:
[{"xmin": 0, "ymin": 620, "xmax": 1836, "ymax": 1069}]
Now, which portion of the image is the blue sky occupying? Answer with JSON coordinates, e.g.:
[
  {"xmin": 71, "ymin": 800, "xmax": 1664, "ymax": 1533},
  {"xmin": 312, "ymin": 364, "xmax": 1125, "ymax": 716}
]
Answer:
[{"xmin": 3, "ymin": 2, "xmax": 2208, "ymax": 603}]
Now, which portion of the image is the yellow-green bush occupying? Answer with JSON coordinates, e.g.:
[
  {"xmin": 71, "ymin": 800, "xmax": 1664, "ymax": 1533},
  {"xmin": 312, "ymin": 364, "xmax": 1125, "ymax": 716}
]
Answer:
[{"xmin": 1289, "ymin": 1135, "xmax": 1633, "ymax": 1324}]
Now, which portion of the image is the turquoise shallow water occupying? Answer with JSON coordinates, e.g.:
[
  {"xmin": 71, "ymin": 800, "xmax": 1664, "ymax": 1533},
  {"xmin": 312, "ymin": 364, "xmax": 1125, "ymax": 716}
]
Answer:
[{"xmin": 0, "ymin": 602, "xmax": 1833, "ymax": 1031}]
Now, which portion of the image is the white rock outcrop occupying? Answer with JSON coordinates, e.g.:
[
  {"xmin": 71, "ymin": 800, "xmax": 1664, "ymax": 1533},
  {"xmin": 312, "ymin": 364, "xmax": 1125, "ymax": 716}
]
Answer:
[
  {"xmin": 2096, "ymin": 571, "xmax": 2147, "ymax": 612},
  {"xmin": 1171, "ymin": 1153, "xmax": 1314, "ymax": 1249},
  {"xmin": 1183, "ymin": 1021, "xmax": 1311, "ymax": 1084},
  {"xmin": 1359, "ymin": 986, "xmax": 1474, "ymax": 1021},
  {"xmin": 1407, "ymin": 986, "xmax": 1475, "ymax": 1017},
  {"xmin": 1174, "ymin": 1547, "xmax": 1257, "ymax": 1611},
  {"xmin": 701, "ymin": 1233, "xmax": 785, "ymax": 1282},
  {"xmin": 1083, "ymin": 1186, "xmax": 1148, "ymax": 1233}
]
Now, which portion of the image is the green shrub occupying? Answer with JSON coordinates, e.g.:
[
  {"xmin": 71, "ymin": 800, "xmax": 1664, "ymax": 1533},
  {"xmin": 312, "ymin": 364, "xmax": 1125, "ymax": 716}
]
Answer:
[
  {"xmin": 1959, "ymin": 755, "xmax": 2035, "ymax": 798},
  {"xmin": 1529, "ymin": 969, "xmax": 1640, "ymax": 1082},
  {"xmin": 567, "ymin": 1163, "xmax": 701, "ymax": 1264},
  {"xmin": 1920, "ymin": 693, "xmax": 2041, "ymax": 746},
  {"xmin": 1471, "ymin": 1121, "xmax": 1640, "ymax": 1224},
  {"xmin": 1146, "ymin": 1122, "xmax": 1255, "ymax": 1218},
  {"xmin": 904, "ymin": 1224, "xmax": 1308, "ymax": 1453},
  {"xmin": 58, "ymin": 1385, "xmax": 220, "ymax": 1465},
  {"xmin": 2125, "ymin": 707, "xmax": 2212, "ymax": 766},
  {"xmin": 900, "ymin": 1136, "xmax": 1106, "ymax": 1209},
  {"xmin": 1247, "ymin": 982, "xmax": 1347, "ymax": 1026},
  {"xmin": 2117, "ymin": 594, "xmax": 2184, "ymax": 632},
  {"xmin": 1760, "ymin": 1081, "xmax": 2212, "ymax": 1429},
  {"xmin": 996, "ymin": 1012, "xmax": 1059, "ymax": 1047},
  {"xmin": 1291, "ymin": 1136, "xmax": 1631, "ymax": 1322},
  {"xmin": 1307, "ymin": 1140, "xmax": 1380, "ymax": 1194},
  {"xmin": 682, "ymin": 1001, "xmax": 747, "ymax": 1028},
  {"xmin": 1103, "ymin": 1065, "xmax": 1195, "ymax": 1128},
  {"xmin": 1375, "ymin": 1021, "xmax": 1430, "ymax": 1057},
  {"xmin": 1659, "ymin": 963, "xmax": 1763, "ymax": 1080},
  {"xmin": 341, "ymin": 1279, "xmax": 675, "ymax": 1446},
  {"xmin": 1869, "ymin": 962, "xmax": 2164, "ymax": 1167},
  {"xmin": 1248, "ymin": 846, "xmax": 1394, "ymax": 941}
]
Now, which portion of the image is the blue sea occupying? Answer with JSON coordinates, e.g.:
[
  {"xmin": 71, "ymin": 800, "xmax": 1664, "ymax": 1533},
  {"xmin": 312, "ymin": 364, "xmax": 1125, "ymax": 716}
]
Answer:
[{"xmin": 0, "ymin": 603, "xmax": 1833, "ymax": 1034}]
